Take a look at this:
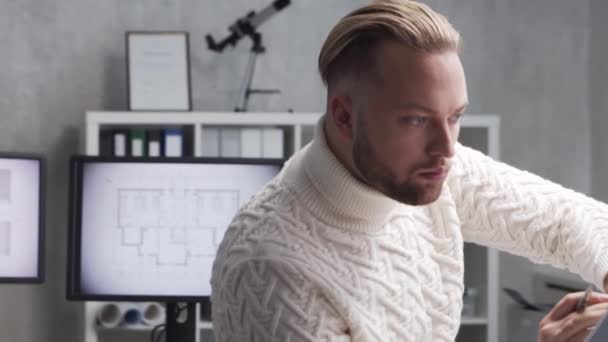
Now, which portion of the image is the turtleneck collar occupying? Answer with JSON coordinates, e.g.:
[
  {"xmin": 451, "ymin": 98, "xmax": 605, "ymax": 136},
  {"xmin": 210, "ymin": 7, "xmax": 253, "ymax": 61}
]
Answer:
[{"xmin": 281, "ymin": 115, "xmax": 402, "ymax": 232}]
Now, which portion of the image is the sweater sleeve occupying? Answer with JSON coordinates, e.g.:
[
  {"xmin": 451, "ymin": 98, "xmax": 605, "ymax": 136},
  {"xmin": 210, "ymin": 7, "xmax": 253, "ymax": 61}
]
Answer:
[
  {"xmin": 447, "ymin": 143, "xmax": 608, "ymax": 289},
  {"xmin": 211, "ymin": 246, "xmax": 350, "ymax": 342}
]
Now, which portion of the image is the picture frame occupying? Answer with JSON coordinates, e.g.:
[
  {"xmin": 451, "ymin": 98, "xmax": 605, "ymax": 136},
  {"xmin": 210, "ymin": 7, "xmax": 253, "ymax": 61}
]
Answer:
[{"xmin": 126, "ymin": 31, "xmax": 192, "ymax": 111}]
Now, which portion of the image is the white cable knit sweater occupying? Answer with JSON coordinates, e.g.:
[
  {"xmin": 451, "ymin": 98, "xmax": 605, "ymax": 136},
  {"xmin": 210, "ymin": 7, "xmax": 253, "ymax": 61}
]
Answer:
[{"xmin": 211, "ymin": 117, "xmax": 608, "ymax": 342}]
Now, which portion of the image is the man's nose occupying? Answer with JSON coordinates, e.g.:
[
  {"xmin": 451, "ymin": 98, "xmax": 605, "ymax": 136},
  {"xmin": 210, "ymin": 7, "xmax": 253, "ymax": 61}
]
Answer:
[{"xmin": 428, "ymin": 124, "xmax": 456, "ymax": 158}]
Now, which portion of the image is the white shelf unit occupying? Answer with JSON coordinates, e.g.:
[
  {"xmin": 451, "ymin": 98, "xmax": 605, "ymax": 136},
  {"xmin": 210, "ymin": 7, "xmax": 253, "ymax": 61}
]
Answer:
[
  {"xmin": 83, "ymin": 111, "xmax": 500, "ymax": 342},
  {"xmin": 456, "ymin": 115, "xmax": 500, "ymax": 342}
]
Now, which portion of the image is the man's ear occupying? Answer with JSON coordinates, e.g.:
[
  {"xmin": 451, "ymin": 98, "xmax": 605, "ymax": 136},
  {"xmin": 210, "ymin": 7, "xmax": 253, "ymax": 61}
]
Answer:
[{"xmin": 328, "ymin": 94, "xmax": 355, "ymax": 140}]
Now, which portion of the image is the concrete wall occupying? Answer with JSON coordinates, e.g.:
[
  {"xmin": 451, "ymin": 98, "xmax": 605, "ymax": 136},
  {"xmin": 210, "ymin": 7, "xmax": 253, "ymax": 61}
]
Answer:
[
  {"xmin": 590, "ymin": 1, "xmax": 608, "ymax": 202},
  {"xmin": 0, "ymin": 1, "xmax": 594, "ymax": 342}
]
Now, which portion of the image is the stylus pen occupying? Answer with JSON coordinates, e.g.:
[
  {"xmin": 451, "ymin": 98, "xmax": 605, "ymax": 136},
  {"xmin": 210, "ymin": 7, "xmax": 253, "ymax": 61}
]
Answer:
[{"xmin": 576, "ymin": 285, "xmax": 594, "ymax": 313}]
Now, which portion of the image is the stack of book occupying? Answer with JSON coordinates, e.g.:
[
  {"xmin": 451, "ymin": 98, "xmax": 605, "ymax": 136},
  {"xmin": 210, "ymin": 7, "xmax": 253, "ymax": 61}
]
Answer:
[
  {"xmin": 99, "ymin": 126, "xmax": 285, "ymax": 159},
  {"xmin": 201, "ymin": 127, "xmax": 284, "ymax": 159},
  {"xmin": 99, "ymin": 127, "xmax": 185, "ymax": 157}
]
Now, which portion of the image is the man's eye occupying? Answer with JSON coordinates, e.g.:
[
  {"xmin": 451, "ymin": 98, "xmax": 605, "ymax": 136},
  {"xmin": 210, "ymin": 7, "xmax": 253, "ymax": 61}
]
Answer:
[
  {"xmin": 449, "ymin": 114, "xmax": 463, "ymax": 124},
  {"xmin": 407, "ymin": 116, "xmax": 428, "ymax": 127}
]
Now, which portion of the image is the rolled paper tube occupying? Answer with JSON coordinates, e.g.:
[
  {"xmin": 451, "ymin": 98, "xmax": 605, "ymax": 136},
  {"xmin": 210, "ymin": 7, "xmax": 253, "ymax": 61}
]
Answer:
[
  {"xmin": 96, "ymin": 303, "xmax": 122, "ymax": 328},
  {"xmin": 96, "ymin": 302, "xmax": 144, "ymax": 328},
  {"xmin": 140, "ymin": 302, "xmax": 166, "ymax": 326}
]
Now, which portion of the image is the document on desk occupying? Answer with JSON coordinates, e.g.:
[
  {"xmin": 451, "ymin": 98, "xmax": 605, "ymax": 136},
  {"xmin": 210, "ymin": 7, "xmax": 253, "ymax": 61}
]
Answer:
[{"xmin": 587, "ymin": 312, "xmax": 608, "ymax": 341}]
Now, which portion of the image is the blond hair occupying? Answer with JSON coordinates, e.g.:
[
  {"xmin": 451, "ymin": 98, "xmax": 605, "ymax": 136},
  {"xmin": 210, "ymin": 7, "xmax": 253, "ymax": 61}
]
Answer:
[{"xmin": 318, "ymin": 0, "xmax": 461, "ymax": 87}]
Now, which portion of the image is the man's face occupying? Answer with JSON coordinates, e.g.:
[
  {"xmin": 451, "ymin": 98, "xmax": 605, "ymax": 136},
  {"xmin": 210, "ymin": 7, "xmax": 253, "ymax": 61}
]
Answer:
[{"xmin": 351, "ymin": 41, "xmax": 468, "ymax": 206}]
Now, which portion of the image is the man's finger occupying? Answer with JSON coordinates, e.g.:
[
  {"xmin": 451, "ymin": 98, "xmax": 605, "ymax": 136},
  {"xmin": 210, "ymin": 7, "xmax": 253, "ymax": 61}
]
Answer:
[
  {"xmin": 569, "ymin": 327, "xmax": 592, "ymax": 342},
  {"xmin": 548, "ymin": 292, "xmax": 608, "ymax": 321},
  {"xmin": 584, "ymin": 292, "xmax": 608, "ymax": 307},
  {"xmin": 559, "ymin": 308, "xmax": 607, "ymax": 341},
  {"xmin": 549, "ymin": 292, "xmax": 589, "ymax": 321},
  {"xmin": 585, "ymin": 301, "xmax": 608, "ymax": 313}
]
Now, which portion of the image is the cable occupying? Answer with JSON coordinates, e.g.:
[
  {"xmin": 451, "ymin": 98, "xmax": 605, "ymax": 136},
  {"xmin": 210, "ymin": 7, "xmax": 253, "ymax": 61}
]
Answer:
[
  {"xmin": 150, "ymin": 303, "xmax": 190, "ymax": 342},
  {"xmin": 154, "ymin": 328, "xmax": 166, "ymax": 342},
  {"xmin": 150, "ymin": 323, "xmax": 166, "ymax": 342}
]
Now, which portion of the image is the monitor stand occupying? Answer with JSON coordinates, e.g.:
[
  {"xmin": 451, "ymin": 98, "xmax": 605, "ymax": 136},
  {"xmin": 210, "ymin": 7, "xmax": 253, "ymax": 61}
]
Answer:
[
  {"xmin": 199, "ymin": 297, "xmax": 212, "ymax": 321},
  {"xmin": 165, "ymin": 302, "xmax": 196, "ymax": 342}
]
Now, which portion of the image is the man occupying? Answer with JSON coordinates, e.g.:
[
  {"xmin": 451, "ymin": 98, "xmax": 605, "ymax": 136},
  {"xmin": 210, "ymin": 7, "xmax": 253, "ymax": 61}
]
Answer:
[{"xmin": 211, "ymin": 1, "xmax": 608, "ymax": 341}]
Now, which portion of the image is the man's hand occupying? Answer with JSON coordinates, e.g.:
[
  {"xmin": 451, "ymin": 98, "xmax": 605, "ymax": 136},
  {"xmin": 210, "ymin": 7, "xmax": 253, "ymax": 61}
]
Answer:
[{"xmin": 538, "ymin": 291, "xmax": 608, "ymax": 342}]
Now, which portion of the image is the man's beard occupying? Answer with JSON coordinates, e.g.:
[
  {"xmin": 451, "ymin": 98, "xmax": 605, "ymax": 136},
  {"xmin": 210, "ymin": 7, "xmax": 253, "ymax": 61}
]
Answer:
[{"xmin": 352, "ymin": 127, "xmax": 445, "ymax": 206}]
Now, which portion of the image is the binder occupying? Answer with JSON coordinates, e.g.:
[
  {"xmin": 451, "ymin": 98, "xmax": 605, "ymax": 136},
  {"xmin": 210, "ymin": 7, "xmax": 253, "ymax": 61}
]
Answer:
[
  {"xmin": 129, "ymin": 128, "xmax": 146, "ymax": 157},
  {"xmin": 240, "ymin": 128, "xmax": 262, "ymax": 158},
  {"xmin": 112, "ymin": 129, "xmax": 130, "ymax": 157},
  {"xmin": 220, "ymin": 128, "xmax": 241, "ymax": 158},
  {"xmin": 99, "ymin": 129, "xmax": 114, "ymax": 156},
  {"xmin": 164, "ymin": 128, "xmax": 183, "ymax": 157},
  {"xmin": 262, "ymin": 128, "xmax": 284, "ymax": 158},
  {"xmin": 201, "ymin": 127, "xmax": 220, "ymax": 157},
  {"xmin": 146, "ymin": 129, "xmax": 163, "ymax": 157}
]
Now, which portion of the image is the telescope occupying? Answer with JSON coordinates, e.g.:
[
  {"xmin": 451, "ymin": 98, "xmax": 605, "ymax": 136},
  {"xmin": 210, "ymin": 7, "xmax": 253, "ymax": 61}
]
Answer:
[
  {"xmin": 206, "ymin": 0, "xmax": 291, "ymax": 53},
  {"xmin": 205, "ymin": 0, "xmax": 292, "ymax": 112}
]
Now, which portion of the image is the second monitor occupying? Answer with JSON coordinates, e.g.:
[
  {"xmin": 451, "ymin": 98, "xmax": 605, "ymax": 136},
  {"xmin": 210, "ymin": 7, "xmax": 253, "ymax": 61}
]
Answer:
[
  {"xmin": 0, "ymin": 153, "xmax": 44, "ymax": 284},
  {"xmin": 67, "ymin": 156, "xmax": 282, "ymax": 302}
]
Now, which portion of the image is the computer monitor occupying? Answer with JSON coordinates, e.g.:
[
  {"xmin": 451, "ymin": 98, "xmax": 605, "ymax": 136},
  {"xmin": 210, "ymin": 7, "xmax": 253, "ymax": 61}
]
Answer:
[
  {"xmin": 67, "ymin": 156, "xmax": 283, "ymax": 341},
  {"xmin": 0, "ymin": 153, "xmax": 45, "ymax": 284},
  {"xmin": 67, "ymin": 156, "xmax": 282, "ymax": 302}
]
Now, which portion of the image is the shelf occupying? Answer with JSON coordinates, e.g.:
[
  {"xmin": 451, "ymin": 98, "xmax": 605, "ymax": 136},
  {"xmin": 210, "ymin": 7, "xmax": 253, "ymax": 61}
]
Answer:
[
  {"xmin": 96, "ymin": 324, "xmax": 160, "ymax": 331},
  {"xmin": 94, "ymin": 321, "xmax": 213, "ymax": 333},
  {"xmin": 87, "ymin": 111, "xmax": 322, "ymax": 126},
  {"xmin": 97, "ymin": 318, "xmax": 485, "ymax": 330},
  {"xmin": 461, "ymin": 316, "xmax": 489, "ymax": 325},
  {"xmin": 198, "ymin": 321, "xmax": 212, "ymax": 329}
]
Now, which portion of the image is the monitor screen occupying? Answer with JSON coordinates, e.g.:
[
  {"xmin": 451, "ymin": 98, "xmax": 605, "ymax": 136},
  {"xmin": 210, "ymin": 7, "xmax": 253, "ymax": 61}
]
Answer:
[
  {"xmin": 0, "ymin": 154, "xmax": 44, "ymax": 283},
  {"xmin": 67, "ymin": 156, "xmax": 282, "ymax": 301}
]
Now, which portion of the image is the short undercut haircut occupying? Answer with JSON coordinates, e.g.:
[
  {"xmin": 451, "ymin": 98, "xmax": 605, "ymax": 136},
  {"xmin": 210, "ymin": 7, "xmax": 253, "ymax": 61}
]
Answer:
[{"xmin": 318, "ymin": 0, "xmax": 461, "ymax": 89}]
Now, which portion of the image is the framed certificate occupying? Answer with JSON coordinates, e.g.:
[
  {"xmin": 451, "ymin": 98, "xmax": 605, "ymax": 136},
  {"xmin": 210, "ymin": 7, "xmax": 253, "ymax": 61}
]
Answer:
[{"xmin": 126, "ymin": 31, "xmax": 192, "ymax": 111}]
